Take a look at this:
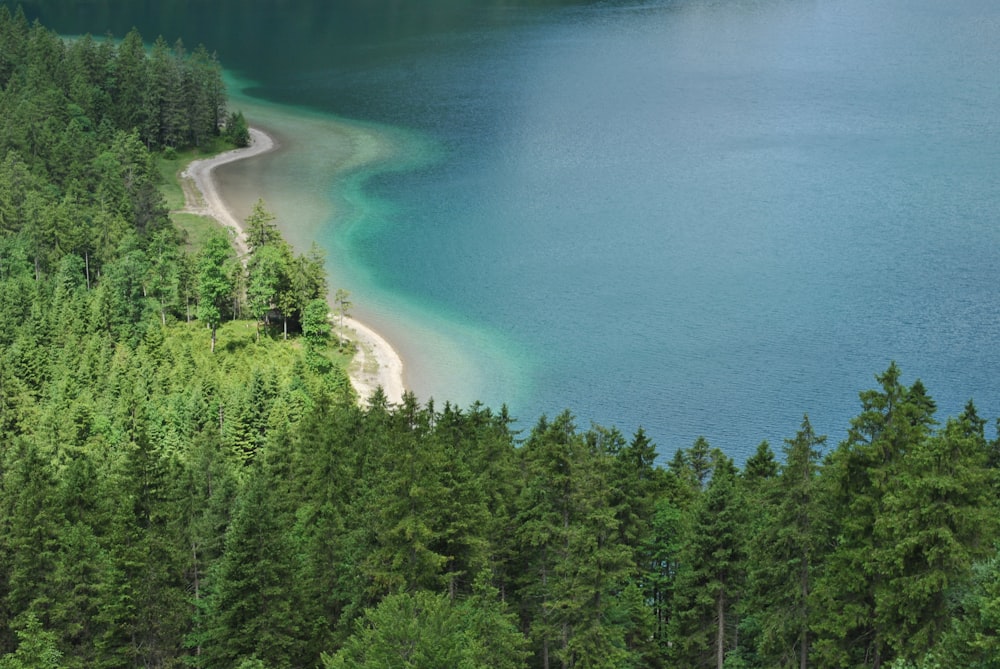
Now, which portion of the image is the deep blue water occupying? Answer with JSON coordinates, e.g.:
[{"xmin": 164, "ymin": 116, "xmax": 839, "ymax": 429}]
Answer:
[{"xmin": 27, "ymin": 0, "xmax": 1000, "ymax": 460}]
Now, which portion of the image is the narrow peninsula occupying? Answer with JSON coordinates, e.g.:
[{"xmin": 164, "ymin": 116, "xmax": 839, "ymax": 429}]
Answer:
[{"xmin": 179, "ymin": 126, "xmax": 405, "ymax": 404}]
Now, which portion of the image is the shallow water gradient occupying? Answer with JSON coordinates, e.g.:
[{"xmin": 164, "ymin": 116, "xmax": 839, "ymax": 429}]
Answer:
[{"xmin": 30, "ymin": 0, "xmax": 1000, "ymax": 460}]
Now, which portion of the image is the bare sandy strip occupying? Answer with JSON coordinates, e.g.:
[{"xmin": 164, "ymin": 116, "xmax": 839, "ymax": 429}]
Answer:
[
  {"xmin": 179, "ymin": 127, "xmax": 406, "ymax": 406},
  {"xmin": 180, "ymin": 128, "xmax": 274, "ymax": 256},
  {"xmin": 338, "ymin": 315, "xmax": 405, "ymax": 406}
]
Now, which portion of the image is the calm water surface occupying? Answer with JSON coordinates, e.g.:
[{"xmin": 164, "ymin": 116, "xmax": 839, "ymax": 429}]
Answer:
[{"xmin": 28, "ymin": 0, "xmax": 1000, "ymax": 460}]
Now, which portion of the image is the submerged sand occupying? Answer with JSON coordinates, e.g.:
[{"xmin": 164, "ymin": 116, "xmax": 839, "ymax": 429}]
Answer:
[{"xmin": 179, "ymin": 127, "xmax": 406, "ymax": 405}]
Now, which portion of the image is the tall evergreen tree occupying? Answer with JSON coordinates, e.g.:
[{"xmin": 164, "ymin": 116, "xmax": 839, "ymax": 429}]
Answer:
[
  {"xmin": 0, "ymin": 613, "xmax": 65, "ymax": 669},
  {"xmin": 198, "ymin": 457, "xmax": 306, "ymax": 669},
  {"xmin": 246, "ymin": 244, "xmax": 289, "ymax": 339},
  {"xmin": 514, "ymin": 412, "xmax": 634, "ymax": 669},
  {"xmin": 244, "ymin": 199, "xmax": 281, "ymax": 253},
  {"xmin": 196, "ymin": 233, "xmax": 235, "ymax": 352},
  {"xmin": 0, "ymin": 439, "xmax": 62, "ymax": 652},
  {"xmin": 812, "ymin": 363, "xmax": 938, "ymax": 669},
  {"xmin": 873, "ymin": 413, "xmax": 997, "ymax": 661},
  {"xmin": 111, "ymin": 29, "xmax": 147, "ymax": 135},
  {"xmin": 359, "ymin": 395, "xmax": 454, "ymax": 596},
  {"xmin": 322, "ymin": 589, "xmax": 528, "ymax": 669},
  {"xmin": 645, "ymin": 495, "xmax": 686, "ymax": 663},
  {"xmin": 184, "ymin": 44, "xmax": 225, "ymax": 147},
  {"xmin": 745, "ymin": 416, "xmax": 825, "ymax": 669},
  {"xmin": 669, "ymin": 454, "xmax": 746, "ymax": 669}
]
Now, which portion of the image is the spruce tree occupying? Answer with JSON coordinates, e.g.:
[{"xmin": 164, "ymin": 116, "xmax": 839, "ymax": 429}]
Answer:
[
  {"xmin": 514, "ymin": 412, "xmax": 634, "ymax": 669},
  {"xmin": 874, "ymin": 414, "xmax": 997, "ymax": 660},
  {"xmin": 745, "ymin": 416, "xmax": 825, "ymax": 669},
  {"xmin": 811, "ymin": 364, "xmax": 938, "ymax": 668},
  {"xmin": 669, "ymin": 453, "xmax": 746, "ymax": 669},
  {"xmin": 198, "ymin": 457, "xmax": 306, "ymax": 669}
]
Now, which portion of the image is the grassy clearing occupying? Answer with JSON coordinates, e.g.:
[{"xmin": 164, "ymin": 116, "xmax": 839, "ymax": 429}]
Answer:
[
  {"xmin": 166, "ymin": 318, "xmax": 355, "ymax": 401},
  {"xmin": 157, "ymin": 138, "xmax": 235, "ymax": 253},
  {"xmin": 157, "ymin": 153, "xmax": 188, "ymax": 211},
  {"xmin": 151, "ymin": 141, "xmax": 357, "ymax": 398},
  {"xmin": 172, "ymin": 212, "xmax": 224, "ymax": 254}
]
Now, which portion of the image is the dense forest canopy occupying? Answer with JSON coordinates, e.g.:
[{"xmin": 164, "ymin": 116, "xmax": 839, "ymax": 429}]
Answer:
[{"xmin": 1, "ymin": 8, "xmax": 1000, "ymax": 669}]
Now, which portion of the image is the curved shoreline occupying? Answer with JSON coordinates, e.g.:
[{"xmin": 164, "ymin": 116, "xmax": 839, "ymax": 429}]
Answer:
[
  {"xmin": 180, "ymin": 128, "xmax": 275, "ymax": 256},
  {"xmin": 179, "ymin": 127, "xmax": 406, "ymax": 406}
]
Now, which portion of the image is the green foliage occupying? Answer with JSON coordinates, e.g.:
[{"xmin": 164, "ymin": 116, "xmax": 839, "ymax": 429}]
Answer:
[
  {"xmin": 302, "ymin": 298, "xmax": 332, "ymax": 345},
  {"xmin": 198, "ymin": 460, "xmax": 307, "ymax": 669},
  {"xmin": 242, "ymin": 201, "xmax": 328, "ymax": 340},
  {"xmin": 196, "ymin": 233, "xmax": 236, "ymax": 351},
  {"xmin": 742, "ymin": 440, "xmax": 778, "ymax": 482},
  {"xmin": 244, "ymin": 199, "xmax": 281, "ymax": 253},
  {"xmin": 873, "ymin": 415, "xmax": 997, "ymax": 660},
  {"xmin": 931, "ymin": 551, "xmax": 1000, "ymax": 668},
  {"xmin": 669, "ymin": 452, "xmax": 746, "ymax": 669},
  {"xmin": 1, "ymin": 289, "xmax": 998, "ymax": 669},
  {"xmin": 513, "ymin": 412, "xmax": 639, "ymax": 668},
  {"xmin": 743, "ymin": 416, "xmax": 824, "ymax": 669},
  {"xmin": 0, "ymin": 15, "xmax": 223, "ymax": 286},
  {"xmin": 247, "ymin": 243, "xmax": 290, "ymax": 333},
  {"xmin": 3, "ymin": 12, "xmax": 1000, "ymax": 669},
  {"xmin": 0, "ymin": 614, "xmax": 65, "ymax": 669},
  {"xmin": 322, "ymin": 589, "xmax": 527, "ymax": 669},
  {"xmin": 811, "ymin": 365, "xmax": 999, "ymax": 668},
  {"xmin": 226, "ymin": 111, "xmax": 251, "ymax": 148}
]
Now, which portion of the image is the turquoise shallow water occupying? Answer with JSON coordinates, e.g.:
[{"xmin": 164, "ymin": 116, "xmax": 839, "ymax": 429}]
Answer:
[
  {"xmin": 30, "ymin": 0, "xmax": 1000, "ymax": 460},
  {"xmin": 208, "ymin": 93, "xmax": 529, "ymax": 412}
]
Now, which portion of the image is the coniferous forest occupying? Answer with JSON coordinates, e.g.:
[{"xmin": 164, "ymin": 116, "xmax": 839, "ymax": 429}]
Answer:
[{"xmin": 1, "ymin": 9, "xmax": 1000, "ymax": 669}]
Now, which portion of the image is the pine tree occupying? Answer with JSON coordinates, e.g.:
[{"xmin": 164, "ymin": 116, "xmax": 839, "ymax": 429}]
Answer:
[
  {"xmin": 743, "ymin": 440, "xmax": 778, "ymax": 482},
  {"xmin": 283, "ymin": 400, "xmax": 366, "ymax": 660},
  {"xmin": 359, "ymin": 394, "xmax": 453, "ymax": 595},
  {"xmin": 301, "ymin": 298, "xmax": 331, "ymax": 348},
  {"xmin": 181, "ymin": 430, "xmax": 239, "ymax": 663},
  {"xmin": 321, "ymin": 591, "xmax": 488, "ymax": 669},
  {"xmin": 933, "ymin": 551, "xmax": 1000, "ymax": 667},
  {"xmin": 435, "ymin": 402, "xmax": 522, "ymax": 606},
  {"xmin": 246, "ymin": 244, "xmax": 289, "ymax": 339},
  {"xmin": 111, "ymin": 29, "xmax": 148, "ymax": 136},
  {"xmin": 198, "ymin": 457, "xmax": 306, "ymax": 669},
  {"xmin": 669, "ymin": 454, "xmax": 746, "ymax": 669},
  {"xmin": 0, "ymin": 439, "xmax": 62, "ymax": 652},
  {"xmin": 644, "ymin": 496, "xmax": 686, "ymax": 661},
  {"xmin": 225, "ymin": 111, "xmax": 250, "ymax": 148},
  {"xmin": 514, "ymin": 412, "xmax": 634, "ymax": 669},
  {"xmin": 244, "ymin": 199, "xmax": 282, "ymax": 254},
  {"xmin": 145, "ymin": 228, "xmax": 181, "ymax": 325},
  {"xmin": 873, "ymin": 413, "xmax": 998, "ymax": 660},
  {"xmin": 98, "ymin": 426, "xmax": 190, "ymax": 669},
  {"xmin": 185, "ymin": 44, "xmax": 224, "ymax": 148},
  {"xmin": 0, "ymin": 613, "xmax": 65, "ymax": 669},
  {"xmin": 811, "ymin": 363, "xmax": 938, "ymax": 668},
  {"xmin": 745, "ymin": 416, "xmax": 825, "ymax": 669}
]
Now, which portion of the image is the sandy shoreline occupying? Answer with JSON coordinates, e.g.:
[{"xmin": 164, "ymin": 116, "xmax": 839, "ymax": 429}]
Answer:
[{"xmin": 179, "ymin": 127, "xmax": 406, "ymax": 405}]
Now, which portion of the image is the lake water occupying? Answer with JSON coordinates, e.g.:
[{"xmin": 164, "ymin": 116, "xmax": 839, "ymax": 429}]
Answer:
[{"xmin": 27, "ymin": 0, "xmax": 1000, "ymax": 461}]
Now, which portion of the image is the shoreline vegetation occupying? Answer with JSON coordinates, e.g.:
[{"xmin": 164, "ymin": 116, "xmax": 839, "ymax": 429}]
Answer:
[
  {"xmin": 178, "ymin": 125, "xmax": 405, "ymax": 405},
  {"xmin": 5, "ymin": 13, "xmax": 1000, "ymax": 668}
]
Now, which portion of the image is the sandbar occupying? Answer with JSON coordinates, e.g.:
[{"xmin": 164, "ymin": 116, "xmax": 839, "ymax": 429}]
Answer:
[{"xmin": 179, "ymin": 127, "xmax": 406, "ymax": 405}]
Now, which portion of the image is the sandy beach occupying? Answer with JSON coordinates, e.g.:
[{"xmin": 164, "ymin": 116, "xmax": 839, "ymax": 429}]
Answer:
[{"xmin": 180, "ymin": 127, "xmax": 406, "ymax": 405}]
